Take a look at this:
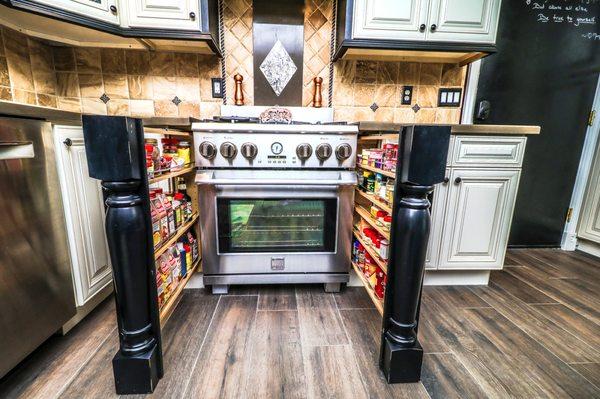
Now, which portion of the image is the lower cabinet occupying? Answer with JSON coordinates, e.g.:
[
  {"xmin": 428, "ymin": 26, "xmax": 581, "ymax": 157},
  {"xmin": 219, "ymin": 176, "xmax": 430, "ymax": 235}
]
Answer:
[
  {"xmin": 437, "ymin": 168, "xmax": 520, "ymax": 269},
  {"xmin": 54, "ymin": 126, "xmax": 112, "ymax": 307},
  {"xmin": 578, "ymin": 138, "xmax": 600, "ymax": 244},
  {"xmin": 425, "ymin": 169, "xmax": 449, "ymax": 269}
]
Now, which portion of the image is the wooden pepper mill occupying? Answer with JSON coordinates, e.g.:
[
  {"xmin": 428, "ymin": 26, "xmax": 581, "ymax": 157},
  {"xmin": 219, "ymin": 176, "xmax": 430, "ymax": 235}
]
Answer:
[
  {"xmin": 312, "ymin": 76, "xmax": 323, "ymax": 108},
  {"xmin": 233, "ymin": 74, "xmax": 244, "ymax": 106}
]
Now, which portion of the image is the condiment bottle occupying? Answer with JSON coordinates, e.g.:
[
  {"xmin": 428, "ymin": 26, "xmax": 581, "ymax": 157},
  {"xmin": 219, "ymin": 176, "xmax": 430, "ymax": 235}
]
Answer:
[
  {"xmin": 177, "ymin": 141, "xmax": 191, "ymax": 165},
  {"xmin": 172, "ymin": 193, "xmax": 183, "ymax": 228},
  {"xmin": 177, "ymin": 178, "xmax": 193, "ymax": 220},
  {"xmin": 149, "ymin": 191, "xmax": 161, "ymax": 247}
]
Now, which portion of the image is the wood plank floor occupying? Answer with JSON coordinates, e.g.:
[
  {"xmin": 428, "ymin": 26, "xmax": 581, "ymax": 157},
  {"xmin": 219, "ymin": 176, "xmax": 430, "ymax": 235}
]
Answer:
[{"xmin": 0, "ymin": 249, "xmax": 599, "ymax": 398}]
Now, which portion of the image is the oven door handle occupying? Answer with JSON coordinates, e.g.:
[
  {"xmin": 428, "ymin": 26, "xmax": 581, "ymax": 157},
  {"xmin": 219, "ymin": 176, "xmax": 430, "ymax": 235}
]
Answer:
[{"xmin": 196, "ymin": 177, "xmax": 357, "ymax": 186}]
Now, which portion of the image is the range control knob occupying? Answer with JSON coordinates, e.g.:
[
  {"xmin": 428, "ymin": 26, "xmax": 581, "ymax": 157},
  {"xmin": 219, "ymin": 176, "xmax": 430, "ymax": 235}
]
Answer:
[
  {"xmin": 336, "ymin": 143, "xmax": 352, "ymax": 160},
  {"xmin": 220, "ymin": 142, "xmax": 237, "ymax": 159},
  {"xmin": 296, "ymin": 143, "xmax": 313, "ymax": 160},
  {"xmin": 198, "ymin": 141, "xmax": 217, "ymax": 159},
  {"xmin": 316, "ymin": 143, "xmax": 332, "ymax": 161},
  {"xmin": 241, "ymin": 142, "xmax": 258, "ymax": 160}
]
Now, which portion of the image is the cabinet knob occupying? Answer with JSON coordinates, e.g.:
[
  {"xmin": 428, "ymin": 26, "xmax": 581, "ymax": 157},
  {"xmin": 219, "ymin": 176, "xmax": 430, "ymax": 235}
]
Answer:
[
  {"xmin": 454, "ymin": 177, "xmax": 462, "ymax": 184},
  {"xmin": 63, "ymin": 138, "xmax": 72, "ymax": 147},
  {"xmin": 443, "ymin": 177, "xmax": 449, "ymax": 184},
  {"xmin": 419, "ymin": 24, "xmax": 426, "ymax": 32},
  {"xmin": 189, "ymin": 12, "xmax": 196, "ymax": 20},
  {"xmin": 430, "ymin": 24, "xmax": 437, "ymax": 32},
  {"xmin": 110, "ymin": 5, "xmax": 117, "ymax": 13}
]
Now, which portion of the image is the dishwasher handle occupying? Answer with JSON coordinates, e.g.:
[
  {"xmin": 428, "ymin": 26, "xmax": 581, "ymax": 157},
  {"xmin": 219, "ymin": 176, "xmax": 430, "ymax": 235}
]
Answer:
[{"xmin": 196, "ymin": 176, "xmax": 358, "ymax": 186}]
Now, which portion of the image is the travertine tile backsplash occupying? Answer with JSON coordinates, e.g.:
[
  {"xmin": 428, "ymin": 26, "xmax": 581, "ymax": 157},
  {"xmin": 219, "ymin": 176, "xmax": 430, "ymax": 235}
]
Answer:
[
  {"xmin": 0, "ymin": 27, "xmax": 222, "ymax": 118},
  {"xmin": 0, "ymin": 0, "xmax": 467, "ymax": 124},
  {"xmin": 332, "ymin": 60, "xmax": 466, "ymax": 124}
]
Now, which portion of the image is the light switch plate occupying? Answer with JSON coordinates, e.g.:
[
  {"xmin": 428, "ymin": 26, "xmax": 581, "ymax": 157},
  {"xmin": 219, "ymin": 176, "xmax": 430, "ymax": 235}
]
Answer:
[{"xmin": 438, "ymin": 88, "xmax": 462, "ymax": 107}]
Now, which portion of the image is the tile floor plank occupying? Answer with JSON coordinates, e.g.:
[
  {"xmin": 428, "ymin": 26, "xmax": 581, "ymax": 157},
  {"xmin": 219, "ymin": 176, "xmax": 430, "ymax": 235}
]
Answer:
[
  {"xmin": 333, "ymin": 287, "xmax": 376, "ymax": 310},
  {"xmin": 183, "ymin": 295, "xmax": 258, "ymax": 399},
  {"xmin": 470, "ymin": 284, "xmax": 599, "ymax": 363},
  {"xmin": 464, "ymin": 307, "xmax": 600, "ymax": 398},
  {"xmin": 421, "ymin": 353, "xmax": 488, "ymax": 399},
  {"xmin": 530, "ymin": 303, "xmax": 600, "ymax": 349},
  {"xmin": 570, "ymin": 362, "xmax": 600, "ymax": 388},
  {"xmin": 242, "ymin": 310, "xmax": 307, "ymax": 399},
  {"xmin": 134, "ymin": 289, "xmax": 219, "ymax": 399},
  {"xmin": 303, "ymin": 345, "xmax": 369, "ymax": 399},
  {"xmin": 257, "ymin": 285, "xmax": 297, "ymax": 311},
  {"xmin": 296, "ymin": 286, "xmax": 349, "ymax": 346},
  {"xmin": 423, "ymin": 286, "xmax": 489, "ymax": 309},
  {"xmin": 489, "ymin": 270, "xmax": 557, "ymax": 304},
  {"xmin": 340, "ymin": 308, "xmax": 430, "ymax": 398},
  {"xmin": 0, "ymin": 298, "xmax": 116, "ymax": 399}
]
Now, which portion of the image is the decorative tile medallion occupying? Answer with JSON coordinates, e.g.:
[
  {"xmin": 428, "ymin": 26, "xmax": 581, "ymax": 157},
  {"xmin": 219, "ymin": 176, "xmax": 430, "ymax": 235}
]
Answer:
[
  {"xmin": 172, "ymin": 96, "xmax": 182, "ymax": 106},
  {"xmin": 370, "ymin": 102, "xmax": 379, "ymax": 112},
  {"xmin": 99, "ymin": 93, "xmax": 110, "ymax": 104},
  {"xmin": 259, "ymin": 40, "xmax": 297, "ymax": 96},
  {"xmin": 412, "ymin": 103, "xmax": 421, "ymax": 113}
]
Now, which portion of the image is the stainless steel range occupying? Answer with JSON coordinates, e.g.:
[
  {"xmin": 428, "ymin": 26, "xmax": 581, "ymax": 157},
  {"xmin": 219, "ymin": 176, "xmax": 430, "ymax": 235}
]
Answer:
[{"xmin": 193, "ymin": 119, "xmax": 358, "ymax": 294}]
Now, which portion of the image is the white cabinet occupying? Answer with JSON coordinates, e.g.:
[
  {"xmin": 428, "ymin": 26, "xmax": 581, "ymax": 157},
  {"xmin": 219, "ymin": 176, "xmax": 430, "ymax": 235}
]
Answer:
[
  {"xmin": 32, "ymin": 0, "xmax": 119, "ymax": 25},
  {"xmin": 578, "ymin": 139, "xmax": 600, "ymax": 244},
  {"xmin": 425, "ymin": 169, "xmax": 449, "ymax": 269},
  {"xmin": 124, "ymin": 0, "xmax": 201, "ymax": 30},
  {"xmin": 438, "ymin": 168, "xmax": 520, "ymax": 269},
  {"xmin": 352, "ymin": 0, "xmax": 429, "ymax": 41},
  {"xmin": 352, "ymin": 0, "xmax": 502, "ymax": 44},
  {"xmin": 54, "ymin": 126, "xmax": 112, "ymax": 307},
  {"xmin": 427, "ymin": 0, "xmax": 501, "ymax": 43}
]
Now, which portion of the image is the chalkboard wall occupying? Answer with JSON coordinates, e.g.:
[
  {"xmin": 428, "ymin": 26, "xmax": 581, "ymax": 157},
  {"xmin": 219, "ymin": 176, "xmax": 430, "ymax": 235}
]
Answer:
[{"xmin": 475, "ymin": 0, "xmax": 600, "ymax": 247}]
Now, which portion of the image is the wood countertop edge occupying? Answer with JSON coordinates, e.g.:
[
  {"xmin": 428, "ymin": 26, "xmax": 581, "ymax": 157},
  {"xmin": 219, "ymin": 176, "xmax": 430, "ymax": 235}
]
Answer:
[{"xmin": 358, "ymin": 121, "xmax": 541, "ymax": 135}]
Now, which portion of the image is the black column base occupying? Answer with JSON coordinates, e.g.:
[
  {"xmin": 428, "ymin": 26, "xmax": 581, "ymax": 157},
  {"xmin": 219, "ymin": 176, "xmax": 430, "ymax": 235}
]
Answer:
[
  {"xmin": 113, "ymin": 345, "xmax": 160, "ymax": 395},
  {"xmin": 381, "ymin": 337, "xmax": 423, "ymax": 383}
]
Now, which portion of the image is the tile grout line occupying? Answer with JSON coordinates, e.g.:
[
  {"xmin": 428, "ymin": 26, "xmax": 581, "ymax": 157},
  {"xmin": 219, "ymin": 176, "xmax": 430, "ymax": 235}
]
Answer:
[{"xmin": 180, "ymin": 293, "xmax": 222, "ymax": 399}]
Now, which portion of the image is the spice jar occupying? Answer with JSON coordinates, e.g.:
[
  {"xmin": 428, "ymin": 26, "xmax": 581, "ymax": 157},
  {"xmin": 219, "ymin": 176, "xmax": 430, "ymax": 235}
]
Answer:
[
  {"xmin": 383, "ymin": 215, "xmax": 392, "ymax": 231},
  {"xmin": 379, "ymin": 239, "xmax": 389, "ymax": 260},
  {"xmin": 386, "ymin": 179, "xmax": 395, "ymax": 204},
  {"xmin": 177, "ymin": 141, "xmax": 191, "ymax": 165}
]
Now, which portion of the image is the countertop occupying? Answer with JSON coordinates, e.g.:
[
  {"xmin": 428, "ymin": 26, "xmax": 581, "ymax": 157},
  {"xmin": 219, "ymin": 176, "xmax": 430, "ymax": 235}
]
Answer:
[
  {"xmin": 358, "ymin": 121, "xmax": 541, "ymax": 135},
  {"xmin": 0, "ymin": 101, "xmax": 194, "ymax": 129}
]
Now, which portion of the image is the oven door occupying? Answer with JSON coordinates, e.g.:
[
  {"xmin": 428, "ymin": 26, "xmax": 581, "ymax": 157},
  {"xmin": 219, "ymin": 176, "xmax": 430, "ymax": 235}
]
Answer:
[{"xmin": 197, "ymin": 170, "xmax": 356, "ymax": 277}]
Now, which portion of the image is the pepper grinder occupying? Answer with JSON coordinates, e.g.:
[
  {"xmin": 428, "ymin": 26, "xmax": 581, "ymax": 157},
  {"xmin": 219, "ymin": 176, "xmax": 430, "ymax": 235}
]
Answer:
[
  {"xmin": 234, "ymin": 74, "xmax": 244, "ymax": 106},
  {"xmin": 312, "ymin": 77, "xmax": 323, "ymax": 108}
]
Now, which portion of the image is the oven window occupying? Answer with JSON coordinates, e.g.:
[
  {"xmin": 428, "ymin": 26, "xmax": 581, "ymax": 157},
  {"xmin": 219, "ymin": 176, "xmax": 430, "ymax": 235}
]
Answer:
[{"xmin": 217, "ymin": 198, "xmax": 337, "ymax": 253}]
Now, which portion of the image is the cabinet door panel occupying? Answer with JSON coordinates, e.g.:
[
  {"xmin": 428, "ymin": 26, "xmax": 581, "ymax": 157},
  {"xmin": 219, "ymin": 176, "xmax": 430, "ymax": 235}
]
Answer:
[
  {"xmin": 425, "ymin": 168, "xmax": 450, "ymax": 269},
  {"xmin": 55, "ymin": 126, "xmax": 112, "ymax": 306},
  {"xmin": 439, "ymin": 168, "xmax": 519, "ymax": 269},
  {"xmin": 32, "ymin": 0, "xmax": 119, "ymax": 24},
  {"xmin": 352, "ymin": 0, "xmax": 429, "ymax": 41},
  {"xmin": 125, "ymin": 0, "xmax": 200, "ymax": 30},
  {"xmin": 427, "ymin": 0, "xmax": 501, "ymax": 43}
]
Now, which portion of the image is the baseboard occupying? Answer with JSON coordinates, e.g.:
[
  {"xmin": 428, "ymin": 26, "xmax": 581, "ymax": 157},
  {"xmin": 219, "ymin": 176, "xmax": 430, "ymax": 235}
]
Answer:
[
  {"xmin": 576, "ymin": 239, "xmax": 600, "ymax": 259},
  {"xmin": 423, "ymin": 270, "xmax": 490, "ymax": 286},
  {"xmin": 61, "ymin": 283, "xmax": 113, "ymax": 334}
]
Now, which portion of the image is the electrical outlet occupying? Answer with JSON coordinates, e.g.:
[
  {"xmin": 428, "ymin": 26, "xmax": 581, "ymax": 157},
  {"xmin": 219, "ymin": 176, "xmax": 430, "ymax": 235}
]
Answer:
[
  {"xmin": 211, "ymin": 78, "xmax": 223, "ymax": 98},
  {"xmin": 438, "ymin": 88, "xmax": 462, "ymax": 107},
  {"xmin": 401, "ymin": 86, "xmax": 413, "ymax": 105}
]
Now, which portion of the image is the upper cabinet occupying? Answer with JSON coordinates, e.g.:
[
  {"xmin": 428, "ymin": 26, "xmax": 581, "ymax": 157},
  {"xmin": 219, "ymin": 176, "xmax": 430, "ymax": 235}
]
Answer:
[
  {"xmin": 1, "ymin": 0, "xmax": 221, "ymax": 54},
  {"xmin": 124, "ymin": 0, "xmax": 201, "ymax": 30},
  {"xmin": 31, "ymin": 0, "xmax": 120, "ymax": 25},
  {"xmin": 335, "ymin": 0, "xmax": 502, "ymax": 64}
]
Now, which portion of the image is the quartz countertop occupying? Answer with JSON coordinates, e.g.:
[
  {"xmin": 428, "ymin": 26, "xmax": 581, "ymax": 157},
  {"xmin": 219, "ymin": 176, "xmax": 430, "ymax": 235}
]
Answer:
[{"xmin": 358, "ymin": 121, "xmax": 541, "ymax": 135}]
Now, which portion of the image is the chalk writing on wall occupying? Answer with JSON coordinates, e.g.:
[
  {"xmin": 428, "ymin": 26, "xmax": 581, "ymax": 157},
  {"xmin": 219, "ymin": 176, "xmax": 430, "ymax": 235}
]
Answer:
[{"xmin": 524, "ymin": 0, "xmax": 599, "ymax": 40}]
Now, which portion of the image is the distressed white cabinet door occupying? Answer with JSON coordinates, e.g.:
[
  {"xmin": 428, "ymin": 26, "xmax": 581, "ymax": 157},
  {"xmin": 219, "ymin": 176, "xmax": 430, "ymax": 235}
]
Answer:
[
  {"xmin": 439, "ymin": 168, "xmax": 519, "ymax": 269},
  {"xmin": 427, "ymin": 0, "xmax": 501, "ymax": 43},
  {"xmin": 425, "ymin": 169, "xmax": 450, "ymax": 269},
  {"xmin": 54, "ymin": 126, "xmax": 112, "ymax": 307},
  {"xmin": 31, "ymin": 0, "xmax": 119, "ymax": 24},
  {"xmin": 352, "ymin": 0, "xmax": 429, "ymax": 41},
  {"xmin": 578, "ymin": 140, "xmax": 600, "ymax": 243},
  {"xmin": 125, "ymin": 0, "xmax": 200, "ymax": 30}
]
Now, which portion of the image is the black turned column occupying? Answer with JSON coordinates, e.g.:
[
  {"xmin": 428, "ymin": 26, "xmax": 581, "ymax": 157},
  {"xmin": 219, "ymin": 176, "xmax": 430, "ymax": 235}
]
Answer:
[
  {"xmin": 379, "ymin": 125, "xmax": 450, "ymax": 383},
  {"xmin": 82, "ymin": 116, "xmax": 163, "ymax": 394}
]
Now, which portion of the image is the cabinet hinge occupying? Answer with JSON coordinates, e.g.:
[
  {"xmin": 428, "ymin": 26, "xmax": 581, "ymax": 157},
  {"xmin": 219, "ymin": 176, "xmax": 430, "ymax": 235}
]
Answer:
[
  {"xmin": 589, "ymin": 110, "xmax": 596, "ymax": 127},
  {"xmin": 566, "ymin": 207, "xmax": 573, "ymax": 223}
]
